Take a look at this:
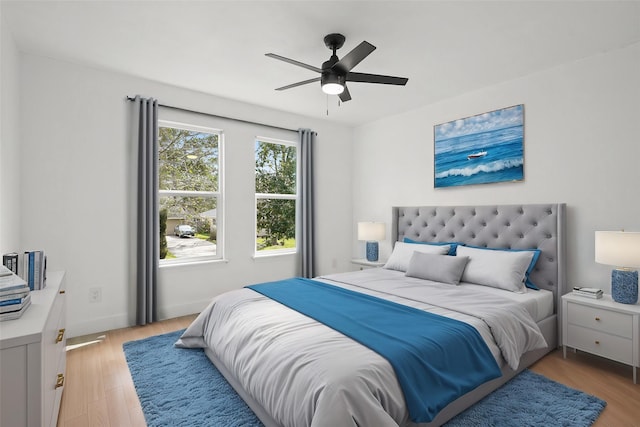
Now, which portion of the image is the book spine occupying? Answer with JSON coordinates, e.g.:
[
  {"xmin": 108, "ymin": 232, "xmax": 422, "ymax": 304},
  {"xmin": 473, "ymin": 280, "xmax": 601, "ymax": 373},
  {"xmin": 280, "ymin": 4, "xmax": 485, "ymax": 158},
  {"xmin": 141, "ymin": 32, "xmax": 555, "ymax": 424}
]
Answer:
[
  {"xmin": 0, "ymin": 290, "xmax": 28, "ymax": 302},
  {"xmin": 23, "ymin": 252, "xmax": 28, "ymax": 282},
  {"xmin": 2, "ymin": 253, "xmax": 18, "ymax": 274},
  {"xmin": 0, "ymin": 297, "xmax": 22, "ymax": 306},
  {"xmin": 33, "ymin": 252, "xmax": 40, "ymax": 291},
  {"xmin": 40, "ymin": 251, "xmax": 46, "ymax": 289},
  {"xmin": 574, "ymin": 290, "xmax": 602, "ymax": 296},
  {"xmin": 0, "ymin": 299, "xmax": 30, "ymax": 321},
  {"xmin": 28, "ymin": 252, "xmax": 34, "ymax": 291},
  {"xmin": 573, "ymin": 291, "xmax": 601, "ymax": 298}
]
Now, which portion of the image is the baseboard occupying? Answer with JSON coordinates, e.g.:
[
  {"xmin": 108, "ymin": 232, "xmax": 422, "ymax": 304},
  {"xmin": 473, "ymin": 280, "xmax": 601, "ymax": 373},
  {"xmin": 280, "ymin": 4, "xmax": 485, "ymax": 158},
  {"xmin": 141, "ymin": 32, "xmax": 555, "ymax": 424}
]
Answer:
[
  {"xmin": 66, "ymin": 299, "xmax": 208, "ymax": 338},
  {"xmin": 158, "ymin": 299, "xmax": 210, "ymax": 321},
  {"xmin": 67, "ymin": 312, "xmax": 130, "ymax": 338}
]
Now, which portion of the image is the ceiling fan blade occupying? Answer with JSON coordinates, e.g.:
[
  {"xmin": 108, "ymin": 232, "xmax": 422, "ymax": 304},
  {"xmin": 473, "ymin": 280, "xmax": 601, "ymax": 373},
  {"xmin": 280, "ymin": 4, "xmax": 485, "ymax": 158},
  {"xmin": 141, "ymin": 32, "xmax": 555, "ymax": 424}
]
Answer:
[
  {"xmin": 346, "ymin": 72, "xmax": 408, "ymax": 86},
  {"xmin": 265, "ymin": 53, "xmax": 322, "ymax": 73},
  {"xmin": 275, "ymin": 77, "xmax": 321, "ymax": 91},
  {"xmin": 339, "ymin": 85, "xmax": 352, "ymax": 102},
  {"xmin": 333, "ymin": 41, "xmax": 376, "ymax": 73}
]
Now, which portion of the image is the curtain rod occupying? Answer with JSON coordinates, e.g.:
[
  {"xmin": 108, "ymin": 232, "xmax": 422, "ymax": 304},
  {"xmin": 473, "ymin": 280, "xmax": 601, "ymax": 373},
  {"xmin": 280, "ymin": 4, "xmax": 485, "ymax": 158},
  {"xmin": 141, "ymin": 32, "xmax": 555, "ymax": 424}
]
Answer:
[{"xmin": 125, "ymin": 96, "xmax": 298, "ymax": 133}]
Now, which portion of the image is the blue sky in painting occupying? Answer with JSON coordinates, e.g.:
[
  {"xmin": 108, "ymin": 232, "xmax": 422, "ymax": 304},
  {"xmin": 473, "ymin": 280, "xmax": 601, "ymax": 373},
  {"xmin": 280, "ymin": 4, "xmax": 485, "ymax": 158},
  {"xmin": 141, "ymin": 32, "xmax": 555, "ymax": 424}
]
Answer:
[{"xmin": 434, "ymin": 105, "xmax": 523, "ymax": 141}]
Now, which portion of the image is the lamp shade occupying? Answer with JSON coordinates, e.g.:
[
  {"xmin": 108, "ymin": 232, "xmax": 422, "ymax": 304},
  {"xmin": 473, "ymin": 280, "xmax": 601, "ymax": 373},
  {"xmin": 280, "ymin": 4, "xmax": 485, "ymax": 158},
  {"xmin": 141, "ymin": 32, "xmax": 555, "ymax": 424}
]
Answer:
[
  {"xmin": 595, "ymin": 231, "xmax": 640, "ymax": 268},
  {"xmin": 358, "ymin": 222, "xmax": 385, "ymax": 242}
]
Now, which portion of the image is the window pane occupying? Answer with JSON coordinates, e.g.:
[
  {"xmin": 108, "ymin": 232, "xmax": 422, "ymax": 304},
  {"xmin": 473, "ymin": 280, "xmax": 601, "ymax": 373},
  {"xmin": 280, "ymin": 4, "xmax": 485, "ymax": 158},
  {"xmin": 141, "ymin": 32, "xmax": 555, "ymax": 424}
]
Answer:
[
  {"xmin": 160, "ymin": 196, "xmax": 218, "ymax": 259},
  {"xmin": 256, "ymin": 198, "xmax": 296, "ymax": 252},
  {"xmin": 159, "ymin": 127, "xmax": 218, "ymax": 192},
  {"xmin": 255, "ymin": 141, "xmax": 296, "ymax": 194}
]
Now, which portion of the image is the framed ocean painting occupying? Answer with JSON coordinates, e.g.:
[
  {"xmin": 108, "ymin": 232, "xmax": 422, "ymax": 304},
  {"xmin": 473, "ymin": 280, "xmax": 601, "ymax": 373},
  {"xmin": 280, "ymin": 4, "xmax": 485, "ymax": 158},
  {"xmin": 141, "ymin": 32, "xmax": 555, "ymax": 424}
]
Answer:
[{"xmin": 434, "ymin": 104, "xmax": 524, "ymax": 188}]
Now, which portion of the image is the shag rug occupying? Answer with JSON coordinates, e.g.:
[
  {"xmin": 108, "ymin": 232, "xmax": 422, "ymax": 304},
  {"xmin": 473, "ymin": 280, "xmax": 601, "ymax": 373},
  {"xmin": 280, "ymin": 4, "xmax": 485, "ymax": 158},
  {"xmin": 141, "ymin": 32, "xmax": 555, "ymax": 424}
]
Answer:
[{"xmin": 124, "ymin": 330, "xmax": 606, "ymax": 427}]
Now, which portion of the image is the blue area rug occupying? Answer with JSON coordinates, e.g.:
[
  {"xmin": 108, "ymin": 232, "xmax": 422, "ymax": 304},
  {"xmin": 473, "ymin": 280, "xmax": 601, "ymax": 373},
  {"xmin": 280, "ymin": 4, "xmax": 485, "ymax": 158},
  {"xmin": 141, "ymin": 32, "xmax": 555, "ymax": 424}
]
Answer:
[{"xmin": 124, "ymin": 329, "xmax": 606, "ymax": 427}]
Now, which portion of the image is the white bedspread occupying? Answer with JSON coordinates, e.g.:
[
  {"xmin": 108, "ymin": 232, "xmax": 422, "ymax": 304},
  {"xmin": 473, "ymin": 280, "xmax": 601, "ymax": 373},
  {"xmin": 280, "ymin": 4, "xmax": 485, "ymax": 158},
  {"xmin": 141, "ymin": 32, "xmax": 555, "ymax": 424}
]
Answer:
[{"xmin": 176, "ymin": 269, "xmax": 548, "ymax": 427}]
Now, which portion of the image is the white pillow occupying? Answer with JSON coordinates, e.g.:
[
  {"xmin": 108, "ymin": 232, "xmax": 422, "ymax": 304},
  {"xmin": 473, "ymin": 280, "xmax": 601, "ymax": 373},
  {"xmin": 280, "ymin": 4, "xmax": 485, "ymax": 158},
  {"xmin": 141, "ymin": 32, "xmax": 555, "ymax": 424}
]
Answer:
[
  {"xmin": 405, "ymin": 252, "xmax": 469, "ymax": 285},
  {"xmin": 383, "ymin": 241, "xmax": 450, "ymax": 272},
  {"xmin": 456, "ymin": 245, "xmax": 534, "ymax": 293}
]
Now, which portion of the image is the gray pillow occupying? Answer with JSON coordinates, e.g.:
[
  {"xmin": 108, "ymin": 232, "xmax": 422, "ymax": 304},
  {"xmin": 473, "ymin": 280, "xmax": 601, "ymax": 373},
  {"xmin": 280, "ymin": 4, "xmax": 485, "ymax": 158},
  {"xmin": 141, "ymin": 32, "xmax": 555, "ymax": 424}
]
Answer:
[
  {"xmin": 405, "ymin": 251, "xmax": 469, "ymax": 285},
  {"xmin": 383, "ymin": 241, "xmax": 450, "ymax": 272}
]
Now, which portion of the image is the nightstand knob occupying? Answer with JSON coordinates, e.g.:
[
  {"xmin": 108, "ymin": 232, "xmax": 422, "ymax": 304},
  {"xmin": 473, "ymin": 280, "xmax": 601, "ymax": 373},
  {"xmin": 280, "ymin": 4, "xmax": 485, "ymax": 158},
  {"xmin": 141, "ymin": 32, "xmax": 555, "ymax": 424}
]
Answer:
[
  {"xmin": 595, "ymin": 340, "xmax": 600, "ymax": 345},
  {"xmin": 595, "ymin": 317, "xmax": 601, "ymax": 321}
]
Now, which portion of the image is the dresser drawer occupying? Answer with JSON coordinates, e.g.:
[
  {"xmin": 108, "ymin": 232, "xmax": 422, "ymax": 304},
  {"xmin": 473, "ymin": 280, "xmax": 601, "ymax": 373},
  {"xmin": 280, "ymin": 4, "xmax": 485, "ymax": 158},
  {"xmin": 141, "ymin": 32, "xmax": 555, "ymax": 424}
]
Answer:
[
  {"xmin": 43, "ymin": 289, "xmax": 66, "ymax": 427},
  {"xmin": 567, "ymin": 324, "xmax": 633, "ymax": 365},
  {"xmin": 567, "ymin": 302, "xmax": 633, "ymax": 338}
]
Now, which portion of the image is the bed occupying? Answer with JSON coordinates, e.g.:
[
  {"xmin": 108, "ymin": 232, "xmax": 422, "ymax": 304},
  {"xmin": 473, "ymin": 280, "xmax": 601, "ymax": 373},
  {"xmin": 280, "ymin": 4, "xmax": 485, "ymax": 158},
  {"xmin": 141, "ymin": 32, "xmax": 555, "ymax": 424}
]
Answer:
[{"xmin": 177, "ymin": 203, "xmax": 566, "ymax": 427}]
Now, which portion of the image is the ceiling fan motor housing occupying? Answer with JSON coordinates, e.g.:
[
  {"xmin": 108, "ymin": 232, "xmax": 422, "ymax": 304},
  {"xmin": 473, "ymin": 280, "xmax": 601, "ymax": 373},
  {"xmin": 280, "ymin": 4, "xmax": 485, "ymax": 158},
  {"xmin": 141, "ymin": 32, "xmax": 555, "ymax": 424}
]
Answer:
[{"xmin": 321, "ymin": 70, "xmax": 345, "ymax": 87}]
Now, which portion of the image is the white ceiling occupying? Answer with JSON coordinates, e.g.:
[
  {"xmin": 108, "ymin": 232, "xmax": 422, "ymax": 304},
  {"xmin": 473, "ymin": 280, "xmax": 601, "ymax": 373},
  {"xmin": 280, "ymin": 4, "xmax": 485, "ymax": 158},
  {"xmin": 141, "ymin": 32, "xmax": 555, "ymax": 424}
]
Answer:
[{"xmin": 3, "ymin": 1, "xmax": 640, "ymax": 126}]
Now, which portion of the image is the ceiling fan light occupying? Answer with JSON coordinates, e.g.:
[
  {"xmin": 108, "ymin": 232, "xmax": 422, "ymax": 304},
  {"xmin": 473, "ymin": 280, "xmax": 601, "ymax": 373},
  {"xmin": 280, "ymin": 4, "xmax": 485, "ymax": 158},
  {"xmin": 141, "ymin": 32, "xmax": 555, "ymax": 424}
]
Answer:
[{"xmin": 322, "ymin": 82, "xmax": 344, "ymax": 95}]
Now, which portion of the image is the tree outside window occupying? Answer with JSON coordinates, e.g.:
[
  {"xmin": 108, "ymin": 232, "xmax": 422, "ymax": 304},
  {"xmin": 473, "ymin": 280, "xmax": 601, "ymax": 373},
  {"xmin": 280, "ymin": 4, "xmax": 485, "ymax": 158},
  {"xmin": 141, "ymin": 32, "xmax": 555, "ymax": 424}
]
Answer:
[
  {"xmin": 158, "ymin": 121, "xmax": 222, "ymax": 261},
  {"xmin": 255, "ymin": 138, "xmax": 297, "ymax": 254}
]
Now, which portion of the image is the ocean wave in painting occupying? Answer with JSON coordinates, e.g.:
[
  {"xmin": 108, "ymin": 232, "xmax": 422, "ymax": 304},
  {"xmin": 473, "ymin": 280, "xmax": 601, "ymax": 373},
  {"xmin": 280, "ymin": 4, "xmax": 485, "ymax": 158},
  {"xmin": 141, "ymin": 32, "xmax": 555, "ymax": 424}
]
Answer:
[{"xmin": 435, "ymin": 158, "xmax": 523, "ymax": 179}]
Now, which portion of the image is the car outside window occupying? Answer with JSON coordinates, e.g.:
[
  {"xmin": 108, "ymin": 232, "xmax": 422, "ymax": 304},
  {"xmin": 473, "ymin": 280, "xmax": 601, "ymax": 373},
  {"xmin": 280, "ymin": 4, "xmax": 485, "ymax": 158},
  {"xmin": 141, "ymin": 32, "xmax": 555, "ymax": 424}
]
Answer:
[{"xmin": 159, "ymin": 121, "xmax": 223, "ymax": 262}]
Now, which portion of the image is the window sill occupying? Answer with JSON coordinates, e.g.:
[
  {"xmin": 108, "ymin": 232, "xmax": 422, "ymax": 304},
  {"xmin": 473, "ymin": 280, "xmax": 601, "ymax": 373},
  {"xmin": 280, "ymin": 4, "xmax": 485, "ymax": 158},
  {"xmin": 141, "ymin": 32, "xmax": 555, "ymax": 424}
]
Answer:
[
  {"xmin": 160, "ymin": 258, "xmax": 228, "ymax": 268},
  {"xmin": 252, "ymin": 251, "xmax": 297, "ymax": 261}
]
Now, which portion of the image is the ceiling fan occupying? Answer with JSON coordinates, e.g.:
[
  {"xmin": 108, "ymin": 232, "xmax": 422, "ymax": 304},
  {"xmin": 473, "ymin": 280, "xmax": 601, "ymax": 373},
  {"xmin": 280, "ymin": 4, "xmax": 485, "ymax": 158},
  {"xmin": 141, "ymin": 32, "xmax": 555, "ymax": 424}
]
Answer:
[{"xmin": 265, "ymin": 33, "xmax": 408, "ymax": 102}]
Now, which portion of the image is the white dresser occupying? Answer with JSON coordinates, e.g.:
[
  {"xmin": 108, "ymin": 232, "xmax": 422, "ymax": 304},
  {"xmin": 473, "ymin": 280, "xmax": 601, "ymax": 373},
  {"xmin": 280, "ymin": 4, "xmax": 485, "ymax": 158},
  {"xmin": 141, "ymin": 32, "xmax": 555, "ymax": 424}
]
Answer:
[
  {"xmin": 562, "ymin": 292, "xmax": 640, "ymax": 384},
  {"xmin": 0, "ymin": 271, "xmax": 67, "ymax": 427}
]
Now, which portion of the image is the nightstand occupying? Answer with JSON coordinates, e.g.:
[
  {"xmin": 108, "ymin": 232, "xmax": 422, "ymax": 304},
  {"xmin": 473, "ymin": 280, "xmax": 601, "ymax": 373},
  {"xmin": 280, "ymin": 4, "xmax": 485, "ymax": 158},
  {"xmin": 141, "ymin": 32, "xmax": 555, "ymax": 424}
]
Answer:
[
  {"xmin": 351, "ymin": 259, "xmax": 385, "ymax": 270},
  {"xmin": 562, "ymin": 292, "xmax": 640, "ymax": 384}
]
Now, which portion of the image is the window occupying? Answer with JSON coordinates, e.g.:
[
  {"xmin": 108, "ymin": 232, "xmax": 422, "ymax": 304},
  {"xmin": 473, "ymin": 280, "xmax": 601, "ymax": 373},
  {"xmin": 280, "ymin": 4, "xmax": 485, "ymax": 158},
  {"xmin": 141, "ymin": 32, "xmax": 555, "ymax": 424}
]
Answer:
[
  {"xmin": 158, "ymin": 120, "xmax": 223, "ymax": 262},
  {"xmin": 255, "ymin": 137, "xmax": 297, "ymax": 255}
]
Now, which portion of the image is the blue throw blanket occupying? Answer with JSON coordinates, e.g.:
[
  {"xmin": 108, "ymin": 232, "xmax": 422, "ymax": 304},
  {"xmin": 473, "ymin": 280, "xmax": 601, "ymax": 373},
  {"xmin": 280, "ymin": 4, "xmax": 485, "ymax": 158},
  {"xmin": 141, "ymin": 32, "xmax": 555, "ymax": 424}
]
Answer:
[{"xmin": 247, "ymin": 278, "xmax": 502, "ymax": 423}]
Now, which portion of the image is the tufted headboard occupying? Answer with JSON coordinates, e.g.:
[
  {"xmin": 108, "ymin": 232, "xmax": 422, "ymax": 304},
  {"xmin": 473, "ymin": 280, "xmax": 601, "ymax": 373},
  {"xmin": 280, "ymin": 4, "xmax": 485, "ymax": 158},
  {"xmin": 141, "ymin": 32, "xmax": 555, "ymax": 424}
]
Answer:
[{"xmin": 391, "ymin": 204, "xmax": 566, "ymax": 313}]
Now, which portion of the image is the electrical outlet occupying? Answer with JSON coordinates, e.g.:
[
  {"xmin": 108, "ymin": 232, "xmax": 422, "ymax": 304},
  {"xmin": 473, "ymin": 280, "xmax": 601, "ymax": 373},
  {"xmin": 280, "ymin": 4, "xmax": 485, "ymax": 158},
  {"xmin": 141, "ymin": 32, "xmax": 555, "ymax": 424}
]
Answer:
[{"xmin": 88, "ymin": 287, "xmax": 102, "ymax": 303}]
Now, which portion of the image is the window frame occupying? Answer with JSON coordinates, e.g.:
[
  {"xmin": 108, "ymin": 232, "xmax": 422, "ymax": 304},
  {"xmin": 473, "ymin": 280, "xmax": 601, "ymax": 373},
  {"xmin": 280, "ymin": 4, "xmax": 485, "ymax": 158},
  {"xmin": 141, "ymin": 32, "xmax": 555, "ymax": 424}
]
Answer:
[
  {"xmin": 254, "ymin": 136, "xmax": 298, "ymax": 257},
  {"xmin": 158, "ymin": 119, "xmax": 224, "ymax": 265}
]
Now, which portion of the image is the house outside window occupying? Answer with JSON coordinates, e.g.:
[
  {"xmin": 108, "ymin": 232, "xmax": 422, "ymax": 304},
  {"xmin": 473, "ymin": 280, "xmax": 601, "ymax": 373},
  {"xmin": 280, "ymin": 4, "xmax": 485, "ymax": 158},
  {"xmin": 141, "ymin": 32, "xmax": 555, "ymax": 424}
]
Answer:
[
  {"xmin": 255, "ymin": 137, "xmax": 297, "ymax": 256},
  {"xmin": 158, "ymin": 120, "xmax": 223, "ymax": 262}
]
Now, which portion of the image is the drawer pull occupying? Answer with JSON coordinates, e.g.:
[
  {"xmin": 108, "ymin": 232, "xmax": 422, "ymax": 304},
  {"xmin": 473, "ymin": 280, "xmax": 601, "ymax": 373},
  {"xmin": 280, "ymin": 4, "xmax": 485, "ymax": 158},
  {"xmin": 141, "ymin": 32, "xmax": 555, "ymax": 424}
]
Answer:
[
  {"xmin": 59, "ymin": 290, "xmax": 66, "ymax": 294},
  {"xmin": 595, "ymin": 340, "xmax": 600, "ymax": 345},
  {"xmin": 55, "ymin": 328, "xmax": 66, "ymax": 343},
  {"xmin": 595, "ymin": 317, "xmax": 601, "ymax": 321},
  {"xmin": 55, "ymin": 374, "xmax": 64, "ymax": 389}
]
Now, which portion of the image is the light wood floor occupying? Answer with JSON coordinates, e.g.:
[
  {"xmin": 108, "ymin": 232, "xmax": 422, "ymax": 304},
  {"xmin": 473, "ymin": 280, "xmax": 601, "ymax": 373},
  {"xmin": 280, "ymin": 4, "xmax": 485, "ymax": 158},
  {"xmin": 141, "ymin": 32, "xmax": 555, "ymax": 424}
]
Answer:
[{"xmin": 58, "ymin": 315, "xmax": 640, "ymax": 427}]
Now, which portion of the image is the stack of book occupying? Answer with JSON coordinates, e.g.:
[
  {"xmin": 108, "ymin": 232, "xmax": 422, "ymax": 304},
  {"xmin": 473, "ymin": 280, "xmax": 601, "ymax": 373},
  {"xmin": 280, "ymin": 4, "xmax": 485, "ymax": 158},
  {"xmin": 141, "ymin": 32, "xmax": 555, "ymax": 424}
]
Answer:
[
  {"xmin": 572, "ymin": 286, "xmax": 603, "ymax": 299},
  {"xmin": 23, "ymin": 250, "xmax": 47, "ymax": 291},
  {"xmin": 0, "ymin": 266, "xmax": 31, "ymax": 321}
]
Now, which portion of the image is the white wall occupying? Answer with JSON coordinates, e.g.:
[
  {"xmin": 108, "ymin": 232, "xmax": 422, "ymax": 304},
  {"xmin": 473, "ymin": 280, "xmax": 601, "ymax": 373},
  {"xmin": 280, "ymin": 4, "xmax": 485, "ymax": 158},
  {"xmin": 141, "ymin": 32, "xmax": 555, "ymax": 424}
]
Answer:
[
  {"xmin": 16, "ymin": 52, "xmax": 352, "ymax": 337},
  {"xmin": 352, "ymin": 42, "xmax": 640, "ymax": 294},
  {"xmin": 0, "ymin": 9, "xmax": 22, "ymax": 255}
]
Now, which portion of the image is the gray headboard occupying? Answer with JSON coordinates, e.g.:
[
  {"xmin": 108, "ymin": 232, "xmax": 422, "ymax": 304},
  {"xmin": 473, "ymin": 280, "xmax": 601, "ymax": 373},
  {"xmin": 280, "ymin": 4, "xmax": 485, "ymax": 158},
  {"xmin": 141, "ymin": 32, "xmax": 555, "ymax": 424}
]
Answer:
[{"xmin": 391, "ymin": 204, "xmax": 566, "ymax": 313}]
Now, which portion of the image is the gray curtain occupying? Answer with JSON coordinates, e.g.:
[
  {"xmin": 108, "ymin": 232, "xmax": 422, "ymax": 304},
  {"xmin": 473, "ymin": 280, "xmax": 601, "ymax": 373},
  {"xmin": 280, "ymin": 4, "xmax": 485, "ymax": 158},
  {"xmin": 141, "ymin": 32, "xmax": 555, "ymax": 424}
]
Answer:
[
  {"xmin": 134, "ymin": 96, "xmax": 159, "ymax": 325},
  {"xmin": 298, "ymin": 129, "xmax": 316, "ymax": 278}
]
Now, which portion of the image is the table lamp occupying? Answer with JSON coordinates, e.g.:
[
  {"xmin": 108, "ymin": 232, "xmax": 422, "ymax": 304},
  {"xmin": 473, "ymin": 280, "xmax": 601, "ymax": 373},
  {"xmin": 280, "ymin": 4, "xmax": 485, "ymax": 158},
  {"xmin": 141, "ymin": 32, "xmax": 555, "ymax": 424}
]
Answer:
[
  {"xmin": 595, "ymin": 231, "xmax": 640, "ymax": 304},
  {"xmin": 358, "ymin": 222, "xmax": 385, "ymax": 262}
]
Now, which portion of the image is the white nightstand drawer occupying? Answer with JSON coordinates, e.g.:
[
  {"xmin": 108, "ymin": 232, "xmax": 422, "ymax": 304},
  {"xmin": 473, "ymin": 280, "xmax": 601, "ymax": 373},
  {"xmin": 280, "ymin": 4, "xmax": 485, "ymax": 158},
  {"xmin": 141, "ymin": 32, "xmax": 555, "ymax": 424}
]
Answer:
[
  {"xmin": 567, "ymin": 302, "xmax": 633, "ymax": 338},
  {"xmin": 567, "ymin": 324, "xmax": 633, "ymax": 365}
]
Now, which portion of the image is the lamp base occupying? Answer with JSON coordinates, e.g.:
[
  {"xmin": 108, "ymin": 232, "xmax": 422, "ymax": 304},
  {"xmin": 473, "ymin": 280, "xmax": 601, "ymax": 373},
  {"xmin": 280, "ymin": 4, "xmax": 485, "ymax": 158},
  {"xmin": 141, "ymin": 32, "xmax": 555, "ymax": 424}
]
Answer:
[
  {"xmin": 366, "ymin": 241, "xmax": 379, "ymax": 262},
  {"xmin": 611, "ymin": 269, "xmax": 638, "ymax": 304}
]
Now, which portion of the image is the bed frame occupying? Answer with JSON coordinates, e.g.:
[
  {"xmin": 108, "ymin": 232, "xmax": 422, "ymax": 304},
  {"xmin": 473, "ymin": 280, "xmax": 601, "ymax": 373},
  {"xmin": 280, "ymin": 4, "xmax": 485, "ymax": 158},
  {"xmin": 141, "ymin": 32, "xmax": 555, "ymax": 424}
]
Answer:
[
  {"xmin": 392, "ymin": 203, "xmax": 566, "ymax": 426},
  {"xmin": 206, "ymin": 203, "xmax": 567, "ymax": 427}
]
